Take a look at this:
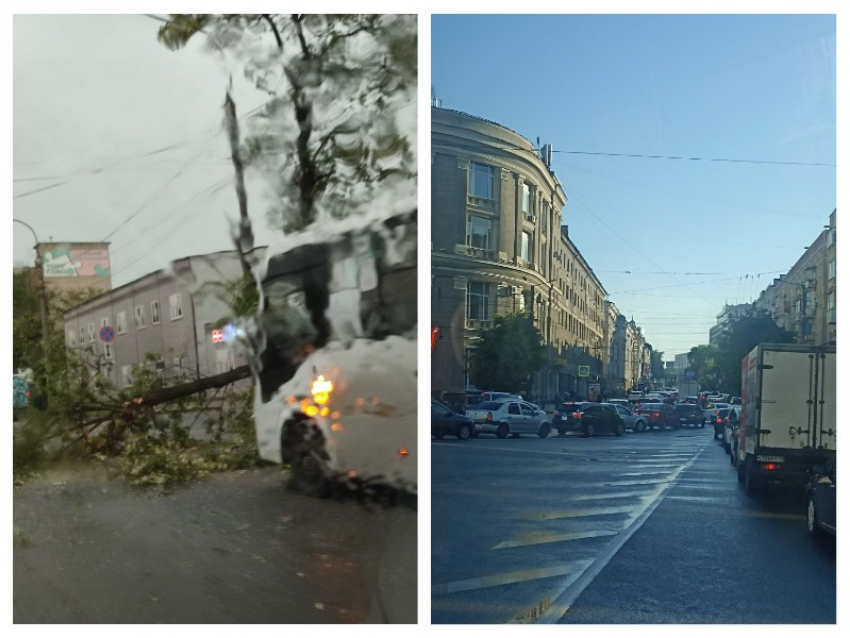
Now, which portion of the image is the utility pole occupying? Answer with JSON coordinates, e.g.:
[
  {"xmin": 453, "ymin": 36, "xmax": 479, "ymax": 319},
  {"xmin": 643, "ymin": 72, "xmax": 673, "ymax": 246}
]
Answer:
[{"xmin": 14, "ymin": 219, "xmax": 50, "ymax": 349}]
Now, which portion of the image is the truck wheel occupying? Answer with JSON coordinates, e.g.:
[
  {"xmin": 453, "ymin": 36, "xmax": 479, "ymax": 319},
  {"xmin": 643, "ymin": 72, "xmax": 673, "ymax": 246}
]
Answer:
[
  {"xmin": 807, "ymin": 494, "xmax": 825, "ymax": 539},
  {"xmin": 745, "ymin": 457, "xmax": 760, "ymax": 495},
  {"xmin": 537, "ymin": 423, "xmax": 551, "ymax": 439},
  {"xmin": 496, "ymin": 423, "xmax": 509, "ymax": 439}
]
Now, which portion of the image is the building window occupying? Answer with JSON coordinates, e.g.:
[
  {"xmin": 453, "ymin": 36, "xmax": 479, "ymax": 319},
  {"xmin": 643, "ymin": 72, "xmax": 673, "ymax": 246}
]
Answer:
[
  {"xmin": 467, "ymin": 281, "xmax": 490, "ymax": 321},
  {"xmin": 116, "ymin": 311, "xmax": 127, "ymax": 334},
  {"xmin": 828, "ymin": 259, "xmax": 835, "ymax": 280},
  {"xmin": 88, "ymin": 323, "xmax": 95, "ymax": 343},
  {"xmin": 522, "ymin": 183, "xmax": 531, "ymax": 214},
  {"xmin": 151, "ymin": 300, "xmax": 161, "ymax": 324},
  {"xmin": 828, "ymin": 291, "xmax": 835, "ymax": 310},
  {"xmin": 521, "ymin": 231, "xmax": 533, "ymax": 262},
  {"xmin": 466, "ymin": 215, "xmax": 492, "ymax": 250},
  {"xmin": 169, "ymin": 293, "xmax": 184, "ymax": 320},
  {"xmin": 101, "ymin": 317, "xmax": 109, "ymax": 328},
  {"xmin": 134, "ymin": 305, "xmax": 146, "ymax": 330},
  {"xmin": 79, "ymin": 329, "xmax": 85, "ymax": 345},
  {"xmin": 121, "ymin": 365, "xmax": 132, "ymax": 387},
  {"xmin": 468, "ymin": 163, "xmax": 495, "ymax": 200}
]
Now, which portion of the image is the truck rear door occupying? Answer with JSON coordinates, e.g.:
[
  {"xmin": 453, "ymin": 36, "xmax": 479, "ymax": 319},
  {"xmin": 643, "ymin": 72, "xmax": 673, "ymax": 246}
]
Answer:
[{"xmin": 759, "ymin": 348, "xmax": 818, "ymax": 450}]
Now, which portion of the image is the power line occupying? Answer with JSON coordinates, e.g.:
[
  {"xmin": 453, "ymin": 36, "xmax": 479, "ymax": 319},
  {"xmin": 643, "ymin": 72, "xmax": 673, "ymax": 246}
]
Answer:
[
  {"xmin": 13, "ymin": 181, "xmax": 67, "ymax": 199},
  {"xmin": 553, "ymin": 149, "xmax": 834, "ymax": 167}
]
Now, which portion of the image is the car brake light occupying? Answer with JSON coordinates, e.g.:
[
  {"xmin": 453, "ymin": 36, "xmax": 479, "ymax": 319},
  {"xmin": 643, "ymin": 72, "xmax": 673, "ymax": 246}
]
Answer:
[
  {"xmin": 652, "ymin": 412, "xmax": 660, "ymax": 417},
  {"xmin": 765, "ymin": 463, "xmax": 776, "ymax": 471},
  {"xmin": 25, "ymin": 391, "xmax": 30, "ymax": 398},
  {"xmin": 716, "ymin": 418, "xmax": 722, "ymax": 423},
  {"xmin": 486, "ymin": 412, "xmax": 493, "ymax": 421},
  {"xmin": 572, "ymin": 411, "xmax": 582, "ymax": 419}
]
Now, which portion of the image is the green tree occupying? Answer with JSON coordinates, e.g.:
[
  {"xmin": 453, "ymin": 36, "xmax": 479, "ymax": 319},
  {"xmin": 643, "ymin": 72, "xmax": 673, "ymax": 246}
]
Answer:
[
  {"xmin": 687, "ymin": 343, "xmax": 719, "ymax": 390},
  {"xmin": 12, "ymin": 270, "xmax": 41, "ymax": 371},
  {"xmin": 157, "ymin": 14, "xmax": 417, "ymax": 233},
  {"xmin": 469, "ymin": 313, "xmax": 546, "ymax": 394},
  {"xmin": 714, "ymin": 316, "xmax": 796, "ymax": 395},
  {"xmin": 649, "ymin": 347, "xmax": 665, "ymax": 382}
]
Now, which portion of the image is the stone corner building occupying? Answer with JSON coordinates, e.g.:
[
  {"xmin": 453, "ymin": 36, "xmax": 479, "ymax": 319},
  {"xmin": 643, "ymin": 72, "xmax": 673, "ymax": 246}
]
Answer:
[{"xmin": 431, "ymin": 106, "xmax": 612, "ymax": 400}]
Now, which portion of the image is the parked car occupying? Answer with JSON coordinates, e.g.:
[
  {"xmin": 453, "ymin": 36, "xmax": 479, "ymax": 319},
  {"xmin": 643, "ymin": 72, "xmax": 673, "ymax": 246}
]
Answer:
[
  {"xmin": 552, "ymin": 401, "xmax": 595, "ymax": 436},
  {"xmin": 579, "ymin": 404, "xmax": 626, "ymax": 437},
  {"xmin": 431, "ymin": 401, "xmax": 475, "ymax": 440},
  {"xmin": 703, "ymin": 401, "xmax": 730, "ymax": 426},
  {"xmin": 674, "ymin": 403, "xmax": 705, "ymax": 428},
  {"xmin": 602, "ymin": 402, "xmax": 648, "ymax": 433},
  {"xmin": 465, "ymin": 400, "xmax": 551, "ymax": 439},
  {"xmin": 806, "ymin": 459, "xmax": 836, "ymax": 540},
  {"xmin": 435, "ymin": 391, "xmax": 471, "ymax": 415},
  {"xmin": 722, "ymin": 413, "xmax": 739, "ymax": 453},
  {"xmin": 479, "ymin": 391, "xmax": 513, "ymax": 403},
  {"xmin": 633, "ymin": 403, "xmax": 679, "ymax": 430},
  {"xmin": 712, "ymin": 408, "xmax": 735, "ymax": 440}
]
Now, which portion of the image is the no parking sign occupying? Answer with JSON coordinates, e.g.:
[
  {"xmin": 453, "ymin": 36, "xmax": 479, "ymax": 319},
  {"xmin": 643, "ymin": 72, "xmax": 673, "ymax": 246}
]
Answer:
[{"xmin": 99, "ymin": 326, "xmax": 115, "ymax": 342}]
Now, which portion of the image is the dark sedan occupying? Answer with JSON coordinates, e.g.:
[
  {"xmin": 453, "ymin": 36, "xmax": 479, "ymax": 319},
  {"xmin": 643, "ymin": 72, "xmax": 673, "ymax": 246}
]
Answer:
[
  {"xmin": 552, "ymin": 401, "xmax": 595, "ymax": 436},
  {"xmin": 674, "ymin": 403, "xmax": 705, "ymax": 428},
  {"xmin": 806, "ymin": 459, "xmax": 836, "ymax": 541},
  {"xmin": 634, "ymin": 403, "xmax": 679, "ymax": 430},
  {"xmin": 431, "ymin": 401, "xmax": 475, "ymax": 440},
  {"xmin": 579, "ymin": 404, "xmax": 626, "ymax": 437}
]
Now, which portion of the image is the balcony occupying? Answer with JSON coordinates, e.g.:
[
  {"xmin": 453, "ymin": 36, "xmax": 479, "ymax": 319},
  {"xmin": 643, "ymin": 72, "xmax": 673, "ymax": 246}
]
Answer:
[
  {"xmin": 454, "ymin": 244, "xmax": 495, "ymax": 261},
  {"xmin": 466, "ymin": 195, "xmax": 500, "ymax": 215},
  {"xmin": 465, "ymin": 318, "xmax": 493, "ymax": 331}
]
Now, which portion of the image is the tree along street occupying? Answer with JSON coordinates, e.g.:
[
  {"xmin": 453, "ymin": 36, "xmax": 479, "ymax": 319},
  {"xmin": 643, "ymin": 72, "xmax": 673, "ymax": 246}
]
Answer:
[
  {"xmin": 432, "ymin": 427, "xmax": 835, "ymax": 624},
  {"xmin": 14, "ymin": 465, "xmax": 416, "ymax": 623}
]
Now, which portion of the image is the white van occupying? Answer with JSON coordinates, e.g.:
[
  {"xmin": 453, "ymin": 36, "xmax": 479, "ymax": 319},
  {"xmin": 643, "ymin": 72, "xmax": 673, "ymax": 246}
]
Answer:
[{"xmin": 248, "ymin": 209, "xmax": 417, "ymax": 498}]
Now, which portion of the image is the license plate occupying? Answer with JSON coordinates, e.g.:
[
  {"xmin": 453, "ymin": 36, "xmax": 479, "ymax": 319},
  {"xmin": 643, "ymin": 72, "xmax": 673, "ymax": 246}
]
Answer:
[{"xmin": 757, "ymin": 455, "xmax": 785, "ymax": 463}]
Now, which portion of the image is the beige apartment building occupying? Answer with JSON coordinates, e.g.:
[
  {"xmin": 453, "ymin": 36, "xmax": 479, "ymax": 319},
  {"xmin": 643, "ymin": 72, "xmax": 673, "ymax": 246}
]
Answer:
[
  {"xmin": 431, "ymin": 106, "xmax": 609, "ymax": 400},
  {"xmin": 753, "ymin": 209, "xmax": 836, "ymax": 346}
]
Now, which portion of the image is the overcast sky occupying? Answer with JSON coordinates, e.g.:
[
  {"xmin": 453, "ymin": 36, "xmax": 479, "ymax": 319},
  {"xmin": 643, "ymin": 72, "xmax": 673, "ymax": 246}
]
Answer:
[{"xmin": 13, "ymin": 14, "xmax": 278, "ymax": 287}]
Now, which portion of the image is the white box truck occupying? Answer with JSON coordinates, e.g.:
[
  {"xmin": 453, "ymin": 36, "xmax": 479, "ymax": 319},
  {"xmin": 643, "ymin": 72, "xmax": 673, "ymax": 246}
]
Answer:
[
  {"xmin": 678, "ymin": 381, "xmax": 700, "ymax": 401},
  {"xmin": 735, "ymin": 343, "xmax": 836, "ymax": 494}
]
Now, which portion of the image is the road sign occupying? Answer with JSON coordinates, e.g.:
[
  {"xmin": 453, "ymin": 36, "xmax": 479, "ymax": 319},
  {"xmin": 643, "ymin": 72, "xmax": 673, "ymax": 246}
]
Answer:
[
  {"xmin": 578, "ymin": 365, "xmax": 590, "ymax": 378},
  {"xmin": 99, "ymin": 326, "xmax": 115, "ymax": 342}
]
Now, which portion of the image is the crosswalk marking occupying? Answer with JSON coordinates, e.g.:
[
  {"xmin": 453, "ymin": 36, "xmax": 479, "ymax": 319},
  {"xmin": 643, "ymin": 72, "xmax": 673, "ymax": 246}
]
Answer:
[
  {"xmin": 493, "ymin": 529, "xmax": 619, "ymax": 550},
  {"xmin": 567, "ymin": 490, "xmax": 656, "ymax": 501},
  {"xmin": 603, "ymin": 478, "xmax": 669, "ymax": 487},
  {"xmin": 432, "ymin": 560, "xmax": 595, "ymax": 595},
  {"xmin": 538, "ymin": 505, "xmax": 637, "ymax": 521}
]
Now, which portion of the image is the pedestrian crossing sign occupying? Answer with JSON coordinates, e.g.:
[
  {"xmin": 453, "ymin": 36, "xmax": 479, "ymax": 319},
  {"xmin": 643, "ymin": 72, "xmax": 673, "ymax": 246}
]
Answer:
[{"xmin": 578, "ymin": 365, "xmax": 590, "ymax": 377}]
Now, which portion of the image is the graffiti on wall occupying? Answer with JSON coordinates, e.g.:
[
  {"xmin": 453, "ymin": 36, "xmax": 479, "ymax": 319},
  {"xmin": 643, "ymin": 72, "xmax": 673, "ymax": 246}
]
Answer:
[{"xmin": 42, "ymin": 244, "xmax": 111, "ymax": 278}]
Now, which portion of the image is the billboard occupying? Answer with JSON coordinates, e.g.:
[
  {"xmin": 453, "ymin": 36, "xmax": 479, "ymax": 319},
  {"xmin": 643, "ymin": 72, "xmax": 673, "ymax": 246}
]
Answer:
[{"xmin": 41, "ymin": 243, "xmax": 111, "ymax": 278}]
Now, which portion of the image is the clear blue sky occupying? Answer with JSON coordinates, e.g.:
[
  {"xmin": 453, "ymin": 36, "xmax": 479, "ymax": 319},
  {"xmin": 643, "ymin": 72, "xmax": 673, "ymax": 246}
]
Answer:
[{"xmin": 432, "ymin": 14, "xmax": 836, "ymax": 358}]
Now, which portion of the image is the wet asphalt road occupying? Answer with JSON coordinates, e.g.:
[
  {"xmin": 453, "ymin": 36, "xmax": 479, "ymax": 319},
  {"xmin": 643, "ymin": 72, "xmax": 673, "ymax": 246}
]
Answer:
[
  {"xmin": 432, "ymin": 426, "xmax": 835, "ymax": 624},
  {"xmin": 14, "ymin": 464, "xmax": 416, "ymax": 623}
]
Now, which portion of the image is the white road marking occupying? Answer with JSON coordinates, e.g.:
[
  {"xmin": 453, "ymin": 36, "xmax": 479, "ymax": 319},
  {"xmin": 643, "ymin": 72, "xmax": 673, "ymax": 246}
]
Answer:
[
  {"xmin": 538, "ymin": 505, "xmax": 637, "ymax": 521},
  {"xmin": 493, "ymin": 529, "xmax": 619, "ymax": 550},
  {"xmin": 432, "ymin": 560, "xmax": 595, "ymax": 595}
]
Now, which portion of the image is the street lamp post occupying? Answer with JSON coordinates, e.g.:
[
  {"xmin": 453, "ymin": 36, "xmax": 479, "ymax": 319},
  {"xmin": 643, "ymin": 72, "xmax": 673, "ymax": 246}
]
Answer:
[{"xmin": 13, "ymin": 219, "xmax": 50, "ymax": 349}]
